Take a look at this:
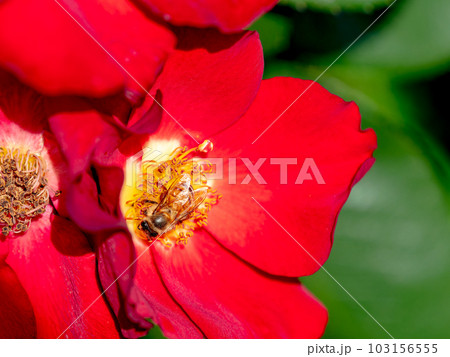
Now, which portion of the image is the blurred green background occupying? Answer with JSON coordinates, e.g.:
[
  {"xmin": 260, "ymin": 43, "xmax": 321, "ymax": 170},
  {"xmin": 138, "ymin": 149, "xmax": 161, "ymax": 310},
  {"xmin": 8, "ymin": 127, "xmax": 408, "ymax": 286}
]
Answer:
[{"xmin": 250, "ymin": 0, "xmax": 450, "ymax": 339}]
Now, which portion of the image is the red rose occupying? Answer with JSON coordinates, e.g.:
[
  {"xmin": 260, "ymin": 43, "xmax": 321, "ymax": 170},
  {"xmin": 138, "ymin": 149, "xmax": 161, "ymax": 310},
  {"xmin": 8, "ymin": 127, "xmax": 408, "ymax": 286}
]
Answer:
[
  {"xmin": 121, "ymin": 77, "xmax": 375, "ymax": 338},
  {"xmin": 0, "ymin": 72, "xmax": 119, "ymax": 338},
  {"xmin": 49, "ymin": 29, "xmax": 376, "ymax": 337},
  {"xmin": 46, "ymin": 28, "xmax": 264, "ymax": 337}
]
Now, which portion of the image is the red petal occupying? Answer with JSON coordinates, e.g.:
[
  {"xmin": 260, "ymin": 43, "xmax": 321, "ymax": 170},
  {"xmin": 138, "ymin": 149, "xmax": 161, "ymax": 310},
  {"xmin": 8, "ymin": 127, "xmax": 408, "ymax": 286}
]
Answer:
[
  {"xmin": 0, "ymin": 0, "xmax": 175, "ymax": 97},
  {"xmin": 5, "ymin": 209, "xmax": 120, "ymax": 338},
  {"xmin": 0, "ymin": 263, "xmax": 37, "ymax": 338},
  {"xmin": 66, "ymin": 168, "xmax": 127, "ymax": 232},
  {"xmin": 92, "ymin": 232, "xmax": 202, "ymax": 338},
  {"xmin": 95, "ymin": 231, "xmax": 153, "ymax": 338},
  {"xmin": 150, "ymin": 28, "xmax": 263, "ymax": 138},
  {"xmin": 46, "ymin": 93, "xmax": 163, "ymax": 174},
  {"xmin": 48, "ymin": 99, "xmax": 120, "ymax": 176},
  {"xmin": 206, "ymin": 77, "xmax": 377, "ymax": 277},
  {"xmin": 64, "ymin": 161, "xmax": 155, "ymax": 337},
  {"xmin": 0, "ymin": 71, "xmax": 46, "ymax": 151},
  {"xmin": 152, "ymin": 230, "xmax": 327, "ymax": 338},
  {"xmin": 135, "ymin": 0, "xmax": 277, "ymax": 32},
  {"xmin": 133, "ymin": 241, "xmax": 204, "ymax": 338}
]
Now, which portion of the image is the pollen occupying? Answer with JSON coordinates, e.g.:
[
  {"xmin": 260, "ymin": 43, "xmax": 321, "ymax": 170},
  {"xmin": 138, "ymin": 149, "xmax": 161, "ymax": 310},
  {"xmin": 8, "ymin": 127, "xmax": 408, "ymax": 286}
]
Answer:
[
  {"xmin": 0, "ymin": 147, "xmax": 50, "ymax": 237},
  {"xmin": 124, "ymin": 140, "xmax": 221, "ymax": 247}
]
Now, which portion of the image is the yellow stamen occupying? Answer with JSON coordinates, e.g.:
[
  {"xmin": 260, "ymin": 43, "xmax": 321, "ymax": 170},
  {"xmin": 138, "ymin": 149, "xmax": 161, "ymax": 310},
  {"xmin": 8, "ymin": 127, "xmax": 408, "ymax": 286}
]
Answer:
[{"xmin": 123, "ymin": 140, "xmax": 221, "ymax": 247}]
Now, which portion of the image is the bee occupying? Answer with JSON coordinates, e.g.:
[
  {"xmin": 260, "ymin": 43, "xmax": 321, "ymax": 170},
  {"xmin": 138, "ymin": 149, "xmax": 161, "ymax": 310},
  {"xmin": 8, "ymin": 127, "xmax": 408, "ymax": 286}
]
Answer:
[{"xmin": 139, "ymin": 173, "xmax": 208, "ymax": 239}]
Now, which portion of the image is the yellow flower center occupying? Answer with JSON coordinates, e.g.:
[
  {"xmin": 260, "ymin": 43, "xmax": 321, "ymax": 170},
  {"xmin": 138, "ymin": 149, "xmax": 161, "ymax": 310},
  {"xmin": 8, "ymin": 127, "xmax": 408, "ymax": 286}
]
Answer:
[
  {"xmin": 0, "ymin": 147, "xmax": 52, "ymax": 236},
  {"xmin": 123, "ymin": 140, "xmax": 221, "ymax": 247}
]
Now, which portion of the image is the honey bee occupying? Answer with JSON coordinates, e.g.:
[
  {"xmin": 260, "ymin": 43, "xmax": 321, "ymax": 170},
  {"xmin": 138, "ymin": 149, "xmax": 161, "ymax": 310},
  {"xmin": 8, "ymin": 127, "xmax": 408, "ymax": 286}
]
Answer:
[{"xmin": 139, "ymin": 173, "xmax": 208, "ymax": 238}]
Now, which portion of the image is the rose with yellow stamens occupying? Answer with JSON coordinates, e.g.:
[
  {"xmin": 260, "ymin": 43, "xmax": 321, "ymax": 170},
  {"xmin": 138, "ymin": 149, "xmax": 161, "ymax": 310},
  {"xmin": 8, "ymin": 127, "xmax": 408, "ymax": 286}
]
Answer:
[
  {"xmin": 0, "ymin": 74, "xmax": 123, "ymax": 338},
  {"xmin": 122, "ymin": 140, "xmax": 221, "ymax": 247}
]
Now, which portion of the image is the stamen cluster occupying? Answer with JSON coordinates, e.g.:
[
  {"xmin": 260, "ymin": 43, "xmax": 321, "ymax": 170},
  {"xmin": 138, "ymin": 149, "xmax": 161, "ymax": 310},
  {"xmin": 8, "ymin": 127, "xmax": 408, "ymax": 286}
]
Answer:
[
  {"xmin": 0, "ymin": 147, "xmax": 50, "ymax": 236},
  {"xmin": 125, "ymin": 141, "xmax": 221, "ymax": 246}
]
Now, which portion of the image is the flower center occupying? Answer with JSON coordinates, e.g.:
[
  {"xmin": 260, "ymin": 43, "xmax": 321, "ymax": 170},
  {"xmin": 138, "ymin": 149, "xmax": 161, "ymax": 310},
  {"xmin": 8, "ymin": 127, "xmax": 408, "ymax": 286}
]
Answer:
[
  {"xmin": 124, "ymin": 140, "xmax": 221, "ymax": 247},
  {"xmin": 0, "ymin": 147, "xmax": 51, "ymax": 237}
]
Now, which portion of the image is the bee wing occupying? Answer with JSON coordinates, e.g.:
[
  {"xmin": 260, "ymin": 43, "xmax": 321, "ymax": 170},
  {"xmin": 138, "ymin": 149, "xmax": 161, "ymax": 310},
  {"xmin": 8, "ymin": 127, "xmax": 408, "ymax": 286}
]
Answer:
[
  {"xmin": 154, "ymin": 173, "xmax": 192, "ymax": 214},
  {"xmin": 176, "ymin": 186, "xmax": 208, "ymax": 222}
]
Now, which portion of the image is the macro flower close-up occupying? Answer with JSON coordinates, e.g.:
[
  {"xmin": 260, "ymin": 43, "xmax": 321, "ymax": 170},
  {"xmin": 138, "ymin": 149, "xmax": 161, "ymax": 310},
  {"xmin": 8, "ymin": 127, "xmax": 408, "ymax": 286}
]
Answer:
[
  {"xmin": 45, "ymin": 26, "xmax": 376, "ymax": 338},
  {"xmin": 117, "ymin": 76, "xmax": 376, "ymax": 338},
  {"xmin": 1, "ymin": 0, "xmax": 448, "ymax": 349}
]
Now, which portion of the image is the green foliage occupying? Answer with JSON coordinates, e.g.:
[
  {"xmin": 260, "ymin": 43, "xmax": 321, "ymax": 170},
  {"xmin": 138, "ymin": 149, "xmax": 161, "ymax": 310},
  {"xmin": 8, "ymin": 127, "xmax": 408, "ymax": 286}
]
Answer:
[
  {"xmin": 250, "ymin": 13, "xmax": 292, "ymax": 57},
  {"xmin": 140, "ymin": 321, "xmax": 167, "ymax": 339},
  {"xmin": 280, "ymin": 0, "xmax": 394, "ymax": 13},
  {"xmin": 347, "ymin": 0, "xmax": 450, "ymax": 77}
]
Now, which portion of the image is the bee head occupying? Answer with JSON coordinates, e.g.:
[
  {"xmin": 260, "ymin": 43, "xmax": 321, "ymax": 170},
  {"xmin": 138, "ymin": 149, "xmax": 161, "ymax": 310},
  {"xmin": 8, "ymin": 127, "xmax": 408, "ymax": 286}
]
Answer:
[{"xmin": 140, "ymin": 220, "xmax": 158, "ymax": 238}]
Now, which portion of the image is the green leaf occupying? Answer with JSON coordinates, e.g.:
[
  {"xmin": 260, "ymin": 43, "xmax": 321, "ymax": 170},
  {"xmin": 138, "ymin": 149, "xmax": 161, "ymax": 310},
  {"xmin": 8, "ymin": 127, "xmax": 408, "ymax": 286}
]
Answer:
[
  {"xmin": 280, "ymin": 0, "xmax": 394, "ymax": 13},
  {"xmin": 249, "ymin": 13, "xmax": 292, "ymax": 57},
  {"xmin": 347, "ymin": 0, "xmax": 450, "ymax": 77},
  {"xmin": 140, "ymin": 321, "xmax": 167, "ymax": 339}
]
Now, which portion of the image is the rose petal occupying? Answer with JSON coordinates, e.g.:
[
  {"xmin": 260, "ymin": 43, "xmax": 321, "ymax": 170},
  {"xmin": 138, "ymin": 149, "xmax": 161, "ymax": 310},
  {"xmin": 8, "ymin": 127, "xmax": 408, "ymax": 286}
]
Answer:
[
  {"xmin": 47, "ymin": 91, "xmax": 163, "ymax": 175},
  {"xmin": 152, "ymin": 230, "xmax": 328, "ymax": 338},
  {"xmin": 66, "ymin": 168, "xmax": 128, "ymax": 232},
  {"xmin": 95, "ymin": 230, "xmax": 152, "ymax": 338},
  {"xmin": 133, "ymin": 240, "xmax": 204, "ymax": 338},
  {"xmin": 5, "ymin": 209, "xmax": 120, "ymax": 338},
  {"xmin": 205, "ymin": 77, "xmax": 377, "ymax": 277},
  {"xmin": 0, "ymin": 0, "xmax": 175, "ymax": 97},
  {"xmin": 0, "ymin": 262, "xmax": 37, "ymax": 338},
  {"xmin": 47, "ymin": 99, "xmax": 120, "ymax": 176},
  {"xmin": 134, "ymin": 0, "xmax": 278, "ymax": 32},
  {"xmin": 150, "ymin": 28, "xmax": 263, "ymax": 139},
  {"xmin": 0, "ymin": 71, "xmax": 46, "ymax": 151}
]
